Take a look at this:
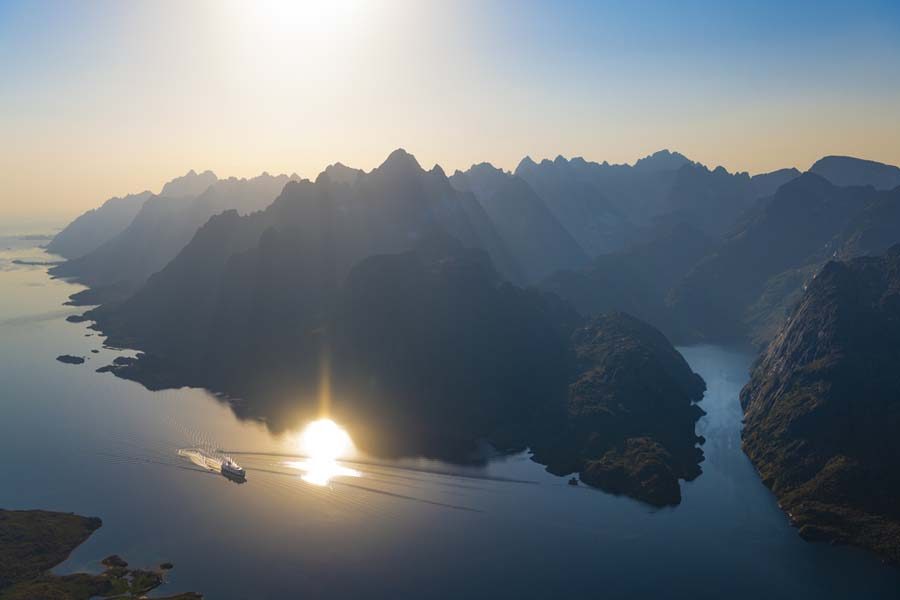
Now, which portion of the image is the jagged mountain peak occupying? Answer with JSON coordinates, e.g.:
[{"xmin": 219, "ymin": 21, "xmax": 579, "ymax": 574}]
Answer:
[
  {"xmin": 633, "ymin": 149, "xmax": 693, "ymax": 172},
  {"xmin": 377, "ymin": 148, "xmax": 423, "ymax": 173},
  {"xmin": 514, "ymin": 155, "xmax": 538, "ymax": 173},
  {"xmin": 160, "ymin": 169, "xmax": 219, "ymax": 198},
  {"xmin": 467, "ymin": 161, "xmax": 506, "ymax": 175},
  {"xmin": 321, "ymin": 161, "xmax": 364, "ymax": 186}
]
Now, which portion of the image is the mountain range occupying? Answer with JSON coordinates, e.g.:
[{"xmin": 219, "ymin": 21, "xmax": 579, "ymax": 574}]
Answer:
[
  {"xmin": 48, "ymin": 148, "xmax": 900, "ymax": 524},
  {"xmin": 50, "ymin": 172, "xmax": 300, "ymax": 293},
  {"xmin": 669, "ymin": 173, "xmax": 900, "ymax": 343}
]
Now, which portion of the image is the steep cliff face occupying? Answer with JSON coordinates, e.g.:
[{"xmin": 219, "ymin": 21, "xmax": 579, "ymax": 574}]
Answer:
[
  {"xmin": 534, "ymin": 312, "xmax": 706, "ymax": 506},
  {"xmin": 741, "ymin": 246, "xmax": 900, "ymax": 563}
]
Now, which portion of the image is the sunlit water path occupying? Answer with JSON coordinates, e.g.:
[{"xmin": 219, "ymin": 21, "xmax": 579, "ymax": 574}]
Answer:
[{"xmin": 1, "ymin": 236, "xmax": 899, "ymax": 599}]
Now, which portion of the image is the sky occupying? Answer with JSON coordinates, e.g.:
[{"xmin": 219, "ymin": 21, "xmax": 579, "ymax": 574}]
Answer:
[{"xmin": 2, "ymin": 0, "xmax": 900, "ymax": 222}]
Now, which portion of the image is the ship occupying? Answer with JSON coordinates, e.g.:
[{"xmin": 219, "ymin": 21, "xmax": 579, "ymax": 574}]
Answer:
[{"xmin": 220, "ymin": 456, "xmax": 246, "ymax": 480}]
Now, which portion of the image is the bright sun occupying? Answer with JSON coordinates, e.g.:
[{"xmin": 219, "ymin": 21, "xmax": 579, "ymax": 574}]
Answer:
[
  {"xmin": 299, "ymin": 418, "xmax": 353, "ymax": 461},
  {"xmin": 246, "ymin": 0, "xmax": 359, "ymax": 38},
  {"xmin": 286, "ymin": 418, "xmax": 359, "ymax": 486}
]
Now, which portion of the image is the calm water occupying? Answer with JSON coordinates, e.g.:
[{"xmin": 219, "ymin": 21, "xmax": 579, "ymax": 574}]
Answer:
[{"xmin": 1, "ymin": 235, "xmax": 899, "ymax": 599}]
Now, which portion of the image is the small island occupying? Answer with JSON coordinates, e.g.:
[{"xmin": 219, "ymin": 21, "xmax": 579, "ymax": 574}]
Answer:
[
  {"xmin": 0, "ymin": 508, "xmax": 201, "ymax": 599},
  {"xmin": 56, "ymin": 355, "xmax": 85, "ymax": 365}
]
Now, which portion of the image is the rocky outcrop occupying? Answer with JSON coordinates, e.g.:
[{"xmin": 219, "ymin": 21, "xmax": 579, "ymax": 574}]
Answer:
[
  {"xmin": 534, "ymin": 312, "xmax": 706, "ymax": 506},
  {"xmin": 741, "ymin": 246, "xmax": 900, "ymax": 563}
]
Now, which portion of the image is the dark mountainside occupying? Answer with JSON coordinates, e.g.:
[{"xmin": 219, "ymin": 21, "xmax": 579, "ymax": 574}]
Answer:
[
  {"xmin": 750, "ymin": 167, "xmax": 802, "ymax": 197},
  {"xmin": 94, "ymin": 235, "xmax": 706, "ymax": 504},
  {"xmin": 87, "ymin": 149, "xmax": 526, "ymax": 365},
  {"xmin": 741, "ymin": 246, "xmax": 900, "ymax": 564},
  {"xmin": 558, "ymin": 150, "xmax": 692, "ymax": 228},
  {"xmin": 663, "ymin": 164, "xmax": 757, "ymax": 235},
  {"xmin": 336, "ymin": 248, "xmax": 705, "ymax": 504},
  {"xmin": 540, "ymin": 221, "xmax": 714, "ymax": 337},
  {"xmin": 669, "ymin": 173, "xmax": 900, "ymax": 344},
  {"xmin": 532, "ymin": 312, "xmax": 706, "ymax": 506},
  {"xmin": 329, "ymin": 234, "xmax": 579, "ymax": 459},
  {"xmin": 513, "ymin": 151, "xmax": 780, "ymax": 253},
  {"xmin": 49, "ymin": 173, "xmax": 300, "ymax": 292},
  {"xmin": 810, "ymin": 155, "xmax": 900, "ymax": 190},
  {"xmin": 47, "ymin": 170, "xmax": 218, "ymax": 261},
  {"xmin": 45, "ymin": 191, "xmax": 153, "ymax": 260},
  {"xmin": 514, "ymin": 156, "xmax": 638, "ymax": 256},
  {"xmin": 449, "ymin": 163, "xmax": 589, "ymax": 282},
  {"xmin": 78, "ymin": 152, "xmax": 708, "ymax": 505}
]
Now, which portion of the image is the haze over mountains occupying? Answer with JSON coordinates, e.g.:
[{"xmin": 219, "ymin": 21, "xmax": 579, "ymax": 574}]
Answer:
[
  {"xmin": 51, "ymin": 172, "xmax": 300, "ymax": 293},
  {"xmin": 51, "ymin": 148, "xmax": 900, "ymax": 357},
  {"xmin": 670, "ymin": 173, "xmax": 900, "ymax": 343},
  {"xmin": 45, "ymin": 191, "xmax": 153, "ymax": 260},
  {"xmin": 50, "ymin": 148, "xmax": 900, "ymax": 355},
  {"xmin": 46, "ymin": 148, "xmax": 900, "ymax": 551}
]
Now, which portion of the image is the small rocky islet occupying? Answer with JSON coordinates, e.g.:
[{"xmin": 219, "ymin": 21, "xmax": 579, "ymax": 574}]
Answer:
[{"xmin": 56, "ymin": 355, "xmax": 85, "ymax": 365}]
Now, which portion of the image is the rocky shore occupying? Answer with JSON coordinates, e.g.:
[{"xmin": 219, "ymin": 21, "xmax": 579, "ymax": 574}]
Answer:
[{"xmin": 0, "ymin": 508, "xmax": 202, "ymax": 599}]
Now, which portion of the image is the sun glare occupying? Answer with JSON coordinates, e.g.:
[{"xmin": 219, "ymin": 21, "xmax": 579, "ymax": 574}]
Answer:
[
  {"xmin": 224, "ymin": 0, "xmax": 364, "ymax": 89},
  {"xmin": 300, "ymin": 418, "xmax": 353, "ymax": 460},
  {"xmin": 286, "ymin": 419, "xmax": 359, "ymax": 486},
  {"xmin": 244, "ymin": 0, "xmax": 359, "ymax": 39}
]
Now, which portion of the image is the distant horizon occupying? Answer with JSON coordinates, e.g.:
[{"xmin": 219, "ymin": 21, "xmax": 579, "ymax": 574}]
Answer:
[
  {"xmin": 3, "ymin": 0, "xmax": 899, "ymax": 220},
  {"xmin": 13, "ymin": 146, "xmax": 900, "ymax": 225}
]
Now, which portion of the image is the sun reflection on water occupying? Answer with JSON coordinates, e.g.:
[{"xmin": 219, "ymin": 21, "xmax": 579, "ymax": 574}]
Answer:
[
  {"xmin": 284, "ymin": 458, "xmax": 361, "ymax": 486},
  {"xmin": 285, "ymin": 418, "xmax": 360, "ymax": 486}
]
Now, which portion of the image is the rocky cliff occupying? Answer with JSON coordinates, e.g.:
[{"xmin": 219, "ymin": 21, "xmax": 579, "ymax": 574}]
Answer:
[{"xmin": 741, "ymin": 246, "xmax": 900, "ymax": 563}]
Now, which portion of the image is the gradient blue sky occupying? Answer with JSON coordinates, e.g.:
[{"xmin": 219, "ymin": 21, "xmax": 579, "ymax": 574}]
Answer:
[{"xmin": 2, "ymin": 0, "xmax": 899, "ymax": 220}]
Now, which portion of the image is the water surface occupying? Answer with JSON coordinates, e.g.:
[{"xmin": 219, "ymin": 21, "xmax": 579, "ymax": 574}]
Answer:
[{"xmin": 1, "ymin": 237, "xmax": 898, "ymax": 599}]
